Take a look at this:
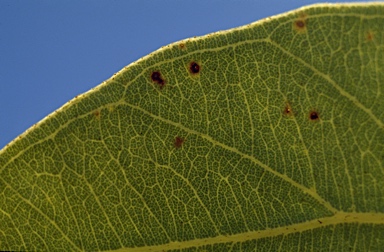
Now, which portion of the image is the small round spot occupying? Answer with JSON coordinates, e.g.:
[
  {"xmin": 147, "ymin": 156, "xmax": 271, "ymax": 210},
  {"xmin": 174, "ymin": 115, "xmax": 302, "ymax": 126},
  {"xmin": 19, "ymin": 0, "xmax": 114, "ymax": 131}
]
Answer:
[
  {"xmin": 295, "ymin": 20, "xmax": 305, "ymax": 28},
  {"xmin": 189, "ymin": 62, "xmax": 200, "ymax": 74},
  {"xmin": 293, "ymin": 17, "xmax": 307, "ymax": 33},
  {"xmin": 151, "ymin": 71, "xmax": 161, "ymax": 81},
  {"xmin": 174, "ymin": 137, "xmax": 185, "ymax": 148},
  {"xmin": 309, "ymin": 111, "xmax": 319, "ymax": 121},
  {"xmin": 283, "ymin": 103, "xmax": 293, "ymax": 116},
  {"xmin": 179, "ymin": 43, "xmax": 186, "ymax": 49}
]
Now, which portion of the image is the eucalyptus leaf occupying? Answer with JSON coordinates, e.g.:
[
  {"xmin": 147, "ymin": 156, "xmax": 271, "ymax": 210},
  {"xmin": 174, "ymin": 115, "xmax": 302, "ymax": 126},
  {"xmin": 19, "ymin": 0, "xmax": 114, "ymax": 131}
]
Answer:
[{"xmin": 1, "ymin": 3, "xmax": 384, "ymax": 251}]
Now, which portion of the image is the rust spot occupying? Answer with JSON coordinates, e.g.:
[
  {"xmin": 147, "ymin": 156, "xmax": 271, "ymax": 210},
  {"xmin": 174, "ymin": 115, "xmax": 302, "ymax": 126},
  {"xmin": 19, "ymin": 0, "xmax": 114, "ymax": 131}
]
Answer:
[
  {"xmin": 174, "ymin": 136, "xmax": 185, "ymax": 148},
  {"xmin": 189, "ymin": 62, "xmax": 200, "ymax": 74},
  {"xmin": 309, "ymin": 110, "xmax": 319, "ymax": 121},
  {"xmin": 151, "ymin": 71, "xmax": 165, "ymax": 89}
]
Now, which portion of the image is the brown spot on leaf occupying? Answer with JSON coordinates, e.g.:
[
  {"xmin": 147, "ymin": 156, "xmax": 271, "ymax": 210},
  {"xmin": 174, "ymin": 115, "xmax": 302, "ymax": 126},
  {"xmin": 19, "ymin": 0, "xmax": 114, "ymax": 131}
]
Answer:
[
  {"xmin": 366, "ymin": 31, "xmax": 374, "ymax": 41},
  {"xmin": 295, "ymin": 20, "xmax": 305, "ymax": 28},
  {"xmin": 174, "ymin": 136, "xmax": 185, "ymax": 148},
  {"xmin": 283, "ymin": 102, "xmax": 293, "ymax": 117},
  {"xmin": 151, "ymin": 71, "xmax": 165, "ymax": 89},
  {"xmin": 179, "ymin": 43, "xmax": 186, "ymax": 49},
  {"xmin": 293, "ymin": 14, "xmax": 307, "ymax": 33},
  {"xmin": 309, "ymin": 110, "xmax": 319, "ymax": 121},
  {"xmin": 189, "ymin": 62, "xmax": 200, "ymax": 74},
  {"xmin": 94, "ymin": 110, "xmax": 101, "ymax": 119}
]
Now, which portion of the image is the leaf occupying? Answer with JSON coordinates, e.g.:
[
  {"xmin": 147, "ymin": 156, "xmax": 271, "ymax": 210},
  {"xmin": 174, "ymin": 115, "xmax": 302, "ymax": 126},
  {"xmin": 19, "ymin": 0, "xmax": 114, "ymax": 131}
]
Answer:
[{"xmin": 1, "ymin": 3, "xmax": 384, "ymax": 251}]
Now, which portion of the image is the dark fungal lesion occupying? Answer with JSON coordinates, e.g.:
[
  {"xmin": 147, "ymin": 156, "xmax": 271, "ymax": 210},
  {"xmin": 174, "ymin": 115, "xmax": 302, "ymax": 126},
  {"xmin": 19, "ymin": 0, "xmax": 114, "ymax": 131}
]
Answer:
[
  {"xmin": 283, "ymin": 102, "xmax": 293, "ymax": 117},
  {"xmin": 293, "ymin": 13, "xmax": 307, "ymax": 33},
  {"xmin": 151, "ymin": 71, "xmax": 165, "ymax": 89},
  {"xmin": 295, "ymin": 20, "xmax": 305, "ymax": 29},
  {"xmin": 309, "ymin": 110, "xmax": 319, "ymax": 121},
  {"xmin": 189, "ymin": 61, "xmax": 200, "ymax": 74}
]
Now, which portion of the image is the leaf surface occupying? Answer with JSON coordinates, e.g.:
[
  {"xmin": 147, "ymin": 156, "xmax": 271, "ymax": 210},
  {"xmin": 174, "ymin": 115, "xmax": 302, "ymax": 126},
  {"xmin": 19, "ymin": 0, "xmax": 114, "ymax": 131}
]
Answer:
[{"xmin": 1, "ymin": 3, "xmax": 384, "ymax": 251}]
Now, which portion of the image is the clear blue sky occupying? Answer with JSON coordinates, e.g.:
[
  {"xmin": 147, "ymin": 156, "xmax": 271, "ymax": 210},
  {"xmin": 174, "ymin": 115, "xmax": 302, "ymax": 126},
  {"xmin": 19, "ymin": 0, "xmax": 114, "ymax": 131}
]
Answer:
[{"xmin": 0, "ymin": 0, "xmax": 378, "ymax": 149}]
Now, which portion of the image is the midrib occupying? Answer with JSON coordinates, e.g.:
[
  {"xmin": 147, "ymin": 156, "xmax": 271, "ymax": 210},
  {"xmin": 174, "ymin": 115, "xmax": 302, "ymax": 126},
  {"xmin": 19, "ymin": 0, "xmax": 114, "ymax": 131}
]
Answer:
[{"xmin": 113, "ymin": 212, "xmax": 384, "ymax": 252}]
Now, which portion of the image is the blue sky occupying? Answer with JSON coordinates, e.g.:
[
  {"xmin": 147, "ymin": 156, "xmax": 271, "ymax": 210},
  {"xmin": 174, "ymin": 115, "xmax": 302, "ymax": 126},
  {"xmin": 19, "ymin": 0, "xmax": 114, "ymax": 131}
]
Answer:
[{"xmin": 0, "ymin": 0, "xmax": 378, "ymax": 149}]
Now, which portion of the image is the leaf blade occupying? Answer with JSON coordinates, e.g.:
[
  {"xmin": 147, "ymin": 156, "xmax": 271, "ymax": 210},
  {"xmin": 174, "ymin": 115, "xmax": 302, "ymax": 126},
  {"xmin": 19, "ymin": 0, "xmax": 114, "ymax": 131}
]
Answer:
[{"xmin": 1, "ymin": 3, "xmax": 384, "ymax": 251}]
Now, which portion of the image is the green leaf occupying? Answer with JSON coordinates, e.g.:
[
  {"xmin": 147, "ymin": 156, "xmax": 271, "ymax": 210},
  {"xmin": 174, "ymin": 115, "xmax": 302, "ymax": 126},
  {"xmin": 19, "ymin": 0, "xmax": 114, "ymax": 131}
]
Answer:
[{"xmin": 1, "ymin": 3, "xmax": 384, "ymax": 251}]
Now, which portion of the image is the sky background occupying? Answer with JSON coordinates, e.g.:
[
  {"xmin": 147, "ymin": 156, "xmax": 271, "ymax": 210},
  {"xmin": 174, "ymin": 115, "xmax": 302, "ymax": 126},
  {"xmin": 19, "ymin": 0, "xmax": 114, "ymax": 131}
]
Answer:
[{"xmin": 0, "ymin": 0, "xmax": 380, "ymax": 149}]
